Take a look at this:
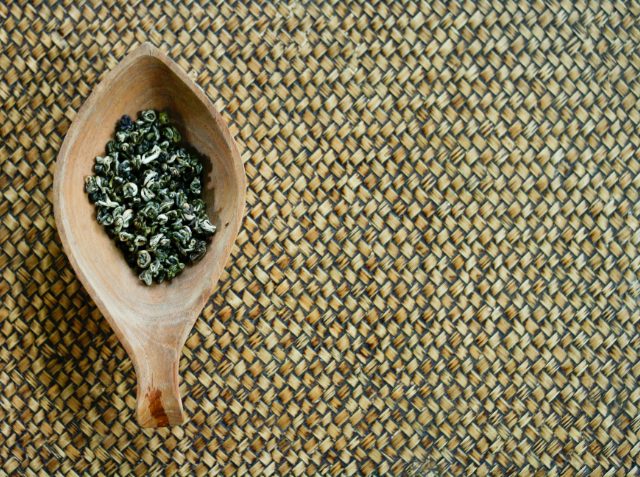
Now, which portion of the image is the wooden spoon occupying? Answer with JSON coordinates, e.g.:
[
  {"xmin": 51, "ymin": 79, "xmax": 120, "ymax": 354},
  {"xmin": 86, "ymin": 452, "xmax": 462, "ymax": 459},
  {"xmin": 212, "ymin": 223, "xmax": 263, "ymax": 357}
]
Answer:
[{"xmin": 53, "ymin": 43, "xmax": 246, "ymax": 427}]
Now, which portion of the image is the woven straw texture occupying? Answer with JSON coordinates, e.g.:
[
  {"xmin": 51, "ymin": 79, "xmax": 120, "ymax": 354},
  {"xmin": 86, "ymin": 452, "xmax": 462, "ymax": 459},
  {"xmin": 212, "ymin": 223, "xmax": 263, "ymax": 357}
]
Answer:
[{"xmin": 2, "ymin": 0, "xmax": 640, "ymax": 476}]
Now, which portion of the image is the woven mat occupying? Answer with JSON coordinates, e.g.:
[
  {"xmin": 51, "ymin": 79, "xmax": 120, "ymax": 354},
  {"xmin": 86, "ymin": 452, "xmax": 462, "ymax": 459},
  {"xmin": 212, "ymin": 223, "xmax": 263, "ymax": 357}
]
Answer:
[{"xmin": 1, "ymin": 0, "xmax": 640, "ymax": 476}]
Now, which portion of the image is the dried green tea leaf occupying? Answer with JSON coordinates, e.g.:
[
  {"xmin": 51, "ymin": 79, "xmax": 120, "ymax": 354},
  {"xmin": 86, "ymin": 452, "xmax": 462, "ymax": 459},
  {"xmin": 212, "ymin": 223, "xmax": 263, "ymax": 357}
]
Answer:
[{"xmin": 85, "ymin": 110, "xmax": 217, "ymax": 285}]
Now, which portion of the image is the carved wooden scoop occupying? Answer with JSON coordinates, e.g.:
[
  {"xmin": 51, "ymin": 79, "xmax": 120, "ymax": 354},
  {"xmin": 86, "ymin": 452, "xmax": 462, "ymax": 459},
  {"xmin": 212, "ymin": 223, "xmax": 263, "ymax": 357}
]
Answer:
[{"xmin": 53, "ymin": 43, "xmax": 246, "ymax": 427}]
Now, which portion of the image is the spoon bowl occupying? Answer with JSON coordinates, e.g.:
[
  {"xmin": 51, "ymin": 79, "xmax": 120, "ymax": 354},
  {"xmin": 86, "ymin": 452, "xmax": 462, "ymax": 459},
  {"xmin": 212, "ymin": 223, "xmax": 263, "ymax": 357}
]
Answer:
[{"xmin": 53, "ymin": 43, "xmax": 246, "ymax": 427}]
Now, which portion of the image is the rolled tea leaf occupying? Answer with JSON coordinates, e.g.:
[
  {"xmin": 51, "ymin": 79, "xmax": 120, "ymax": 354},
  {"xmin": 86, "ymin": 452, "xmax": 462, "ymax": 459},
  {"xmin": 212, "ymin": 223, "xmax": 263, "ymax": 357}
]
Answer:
[{"xmin": 84, "ymin": 110, "xmax": 217, "ymax": 285}]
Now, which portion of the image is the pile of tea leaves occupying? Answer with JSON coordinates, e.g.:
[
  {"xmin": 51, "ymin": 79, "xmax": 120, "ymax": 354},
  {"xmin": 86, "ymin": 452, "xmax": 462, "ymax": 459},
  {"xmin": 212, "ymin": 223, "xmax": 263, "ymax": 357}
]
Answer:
[{"xmin": 84, "ymin": 110, "xmax": 216, "ymax": 285}]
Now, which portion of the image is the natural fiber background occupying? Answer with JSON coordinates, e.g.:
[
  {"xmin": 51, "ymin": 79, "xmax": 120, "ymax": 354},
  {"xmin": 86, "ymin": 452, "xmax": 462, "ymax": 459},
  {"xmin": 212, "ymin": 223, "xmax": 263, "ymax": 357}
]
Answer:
[{"xmin": 1, "ymin": 0, "xmax": 640, "ymax": 476}]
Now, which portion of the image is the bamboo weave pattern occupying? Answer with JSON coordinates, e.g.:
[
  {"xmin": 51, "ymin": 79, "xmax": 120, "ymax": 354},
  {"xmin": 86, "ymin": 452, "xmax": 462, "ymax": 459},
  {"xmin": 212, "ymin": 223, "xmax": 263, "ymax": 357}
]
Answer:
[{"xmin": 1, "ymin": 0, "xmax": 640, "ymax": 476}]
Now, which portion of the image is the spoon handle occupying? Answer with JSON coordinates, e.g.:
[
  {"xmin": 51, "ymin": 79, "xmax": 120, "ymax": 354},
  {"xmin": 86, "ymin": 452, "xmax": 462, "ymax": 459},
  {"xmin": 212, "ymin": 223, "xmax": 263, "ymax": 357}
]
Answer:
[{"xmin": 134, "ymin": 346, "xmax": 184, "ymax": 427}]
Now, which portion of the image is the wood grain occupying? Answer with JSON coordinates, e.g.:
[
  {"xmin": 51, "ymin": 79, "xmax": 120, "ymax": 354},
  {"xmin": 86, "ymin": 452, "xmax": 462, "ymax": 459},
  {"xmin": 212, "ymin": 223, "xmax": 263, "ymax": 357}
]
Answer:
[{"xmin": 52, "ymin": 42, "xmax": 246, "ymax": 427}]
